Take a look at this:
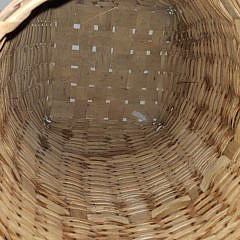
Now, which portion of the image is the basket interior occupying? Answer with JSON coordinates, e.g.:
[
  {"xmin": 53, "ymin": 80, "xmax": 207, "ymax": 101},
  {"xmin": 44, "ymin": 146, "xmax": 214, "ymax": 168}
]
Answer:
[{"xmin": 0, "ymin": 0, "xmax": 240, "ymax": 239}]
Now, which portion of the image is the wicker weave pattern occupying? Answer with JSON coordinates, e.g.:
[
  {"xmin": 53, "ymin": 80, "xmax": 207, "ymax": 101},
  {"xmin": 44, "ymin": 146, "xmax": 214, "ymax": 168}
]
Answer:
[
  {"xmin": 0, "ymin": 0, "xmax": 240, "ymax": 239},
  {"xmin": 47, "ymin": 1, "xmax": 175, "ymax": 123}
]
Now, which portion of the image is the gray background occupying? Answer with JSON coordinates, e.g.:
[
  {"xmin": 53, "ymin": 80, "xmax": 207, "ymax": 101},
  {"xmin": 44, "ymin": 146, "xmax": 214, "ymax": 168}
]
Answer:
[{"xmin": 0, "ymin": 0, "xmax": 11, "ymax": 9}]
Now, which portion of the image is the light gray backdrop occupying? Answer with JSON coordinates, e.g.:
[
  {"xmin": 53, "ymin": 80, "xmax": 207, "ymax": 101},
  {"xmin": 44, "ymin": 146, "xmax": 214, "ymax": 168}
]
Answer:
[{"xmin": 0, "ymin": 0, "xmax": 11, "ymax": 9}]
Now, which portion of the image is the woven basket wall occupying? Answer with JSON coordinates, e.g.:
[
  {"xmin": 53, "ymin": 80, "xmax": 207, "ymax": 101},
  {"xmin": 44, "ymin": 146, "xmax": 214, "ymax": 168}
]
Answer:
[{"xmin": 1, "ymin": 0, "xmax": 240, "ymax": 239}]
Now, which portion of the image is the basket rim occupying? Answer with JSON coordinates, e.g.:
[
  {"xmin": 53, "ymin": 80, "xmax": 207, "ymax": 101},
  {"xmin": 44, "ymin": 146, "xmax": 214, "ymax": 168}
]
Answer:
[{"xmin": 0, "ymin": 0, "xmax": 47, "ymax": 42}]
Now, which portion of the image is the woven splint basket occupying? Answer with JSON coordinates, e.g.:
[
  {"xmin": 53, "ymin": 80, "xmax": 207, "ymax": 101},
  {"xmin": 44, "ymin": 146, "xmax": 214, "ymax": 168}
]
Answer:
[{"xmin": 1, "ymin": 0, "xmax": 240, "ymax": 239}]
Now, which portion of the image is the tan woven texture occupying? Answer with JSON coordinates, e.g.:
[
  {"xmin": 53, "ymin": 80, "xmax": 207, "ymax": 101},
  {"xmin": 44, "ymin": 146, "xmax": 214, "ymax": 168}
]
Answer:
[{"xmin": 1, "ymin": 0, "xmax": 240, "ymax": 239}]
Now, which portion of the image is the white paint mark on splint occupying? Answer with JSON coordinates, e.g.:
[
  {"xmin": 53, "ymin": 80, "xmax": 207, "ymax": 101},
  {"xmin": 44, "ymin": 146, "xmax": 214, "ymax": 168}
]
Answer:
[
  {"xmin": 144, "ymin": 70, "xmax": 148, "ymax": 74},
  {"xmin": 92, "ymin": 46, "xmax": 97, "ymax": 53},
  {"xmin": 106, "ymin": 99, "xmax": 111, "ymax": 104},
  {"xmin": 72, "ymin": 45, "xmax": 79, "ymax": 51},
  {"xmin": 94, "ymin": 25, "xmax": 99, "ymax": 31},
  {"xmin": 130, "ymin": 49, "xmax": 134, "ymax": 55},
  {"xmin": 88, "ymin": 99, "xmax": 93, "ymax": 103},
  {"xmin": 54, "ymin": 43, "xmax": 57, "ymax": 48},
  {"xmin": 132, "ymin": 28, "xmax": 136, "ymax": 34},
  {"xmin": 160, "ymin": 51, "xmax": 163, "ymax": 56},
  {"xmin": 128, "ymin": 69, "xmax": 132, "ymax": 74},
  {"xmin": 155, "ymin": 101, "xmax": 158, "ymax": 104},
  {"xmin": 104, "ymin": 117, "xmax": 109, "ymax": 121},
  {"xmin": 89, "ymin": 84, "xmax": 95, "ymax": 88},
  {"xmin": 90, "ymin": 66, "xmax": 96, "ymax": 72},
  {"xmin": 146, "ymin": 50, "xmax": 151, "ymax": 55},
  {"xmin": 71, "ymin": 82, "xmax": 78, "ymax": 87},
  {"xmin": 132, "ymin": 111, "xmax": 147, "ymax": 122},
  {"xmin": 44, "ymin": 115, "xmax": 51, "ymax": 124},
  {"xmin": 112, "ymin": 26, "xmax": 116, "ymax": 32},
  {"xmin": 142, "ymin": 88, "xmax": 147, "ymax": 91},
  {"xmin": 71, "ymin": 65, "xmax": 79, "ymax": 69},
  {"xmin": 111, "ymin": 48, "xmax": 114, "ymax": 55},
  {"xmin": 70, "ymin": 98, "xmax": 76, "ymax": 103},
  {"xmin": 167, "ymin": 7, "xmax": 177, "ymax": 15},
  {"xmin": 156, "ymin": 122, "xmax": 164, "ymax": 131},
  {"xmin": 109, "ymin": 68, "xmax": 113, "ymax": 73},
  {"xmin": 73, "ymin": 23, "xmax": 80, "ymax": 29},
  {"xmin": 149, "ymin": 30, "xmax": 153, "ymax": 35},
  {"xmin": 140, "ymin": 100, "xmax": 145, "ymax": 105},
  {"xmin": 125, "ymin": 100, "xmax": 128, "ymax": 104},
  {"xmin": 46, "ymin": 96, "xmax": 49, "ymax": 101},
  {"xmin": 122, "ymin": 117, "xmax": 127, "ymax": 122}
]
